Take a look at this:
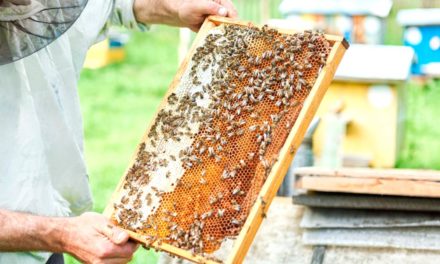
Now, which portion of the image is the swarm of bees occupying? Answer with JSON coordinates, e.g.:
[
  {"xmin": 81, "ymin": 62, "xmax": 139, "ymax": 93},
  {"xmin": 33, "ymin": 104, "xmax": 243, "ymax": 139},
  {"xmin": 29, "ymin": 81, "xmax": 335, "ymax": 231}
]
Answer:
[{"xmin": 112, "ymin": 24, "xmax": 330, "ymax": 257}]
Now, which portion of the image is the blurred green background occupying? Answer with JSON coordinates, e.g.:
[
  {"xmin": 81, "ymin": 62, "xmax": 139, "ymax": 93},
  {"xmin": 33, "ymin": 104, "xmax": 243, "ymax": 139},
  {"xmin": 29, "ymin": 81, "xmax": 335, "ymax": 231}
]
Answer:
[{"xmin": 66, "ymin": 0, "xmax": 440, "ymax": 263}]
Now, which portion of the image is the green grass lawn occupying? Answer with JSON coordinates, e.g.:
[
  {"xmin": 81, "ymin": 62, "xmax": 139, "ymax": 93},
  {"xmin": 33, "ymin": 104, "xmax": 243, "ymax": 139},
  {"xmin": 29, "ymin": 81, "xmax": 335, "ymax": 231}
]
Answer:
[
  {"xmin": 67, "ymin": 21, "xmax": 440, "ymax": 263},
  {"xmin": 65, "ymin": 26, "xmax": 180, "ymax": 264},
  {"xmin": 397, "ymin": 79, "xmax": 440, "ymax": 169}
]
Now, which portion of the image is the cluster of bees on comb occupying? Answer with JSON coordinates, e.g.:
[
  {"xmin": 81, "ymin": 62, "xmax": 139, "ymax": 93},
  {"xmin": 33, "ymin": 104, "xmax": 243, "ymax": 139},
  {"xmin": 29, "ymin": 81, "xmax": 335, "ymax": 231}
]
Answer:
[{"xmin": 112, "ymin": 24, "xmax": 330, "ymax": 258}]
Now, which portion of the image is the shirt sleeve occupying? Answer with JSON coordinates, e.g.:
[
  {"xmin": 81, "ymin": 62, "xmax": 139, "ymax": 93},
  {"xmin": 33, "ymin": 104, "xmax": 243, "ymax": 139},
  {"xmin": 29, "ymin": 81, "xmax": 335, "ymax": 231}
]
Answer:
[
  {"xmin": 95, "ymin": 0, "xmax": 148, "ymax": 43},
  {"xmin": 109, "ymin": 0, "xmax": 149, "ymax": 31}
]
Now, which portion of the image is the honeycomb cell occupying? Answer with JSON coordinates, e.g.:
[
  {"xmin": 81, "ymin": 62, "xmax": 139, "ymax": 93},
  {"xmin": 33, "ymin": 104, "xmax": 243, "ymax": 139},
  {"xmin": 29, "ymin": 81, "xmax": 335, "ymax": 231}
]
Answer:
[{"xmin": 111, "ymin": 24, "xmax": 331, "ymax": 256}]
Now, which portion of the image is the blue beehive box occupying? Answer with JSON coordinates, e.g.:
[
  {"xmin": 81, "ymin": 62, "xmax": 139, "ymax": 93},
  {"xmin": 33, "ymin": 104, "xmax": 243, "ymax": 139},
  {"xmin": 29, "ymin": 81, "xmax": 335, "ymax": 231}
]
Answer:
[
  {"xmin": 398, "ymin": 9, "xmax": 440, "ymax": 76},
  {"xmin": 278, "ymin": 0, "xmax": 392, "ymax": 44}
]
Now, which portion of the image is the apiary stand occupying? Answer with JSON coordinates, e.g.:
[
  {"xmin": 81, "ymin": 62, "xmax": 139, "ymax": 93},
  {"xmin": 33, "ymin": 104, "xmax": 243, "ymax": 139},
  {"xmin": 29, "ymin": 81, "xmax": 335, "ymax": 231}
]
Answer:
[{"xmin": 104, "ymin": 16, "xmax": 348, "ymax": 264}]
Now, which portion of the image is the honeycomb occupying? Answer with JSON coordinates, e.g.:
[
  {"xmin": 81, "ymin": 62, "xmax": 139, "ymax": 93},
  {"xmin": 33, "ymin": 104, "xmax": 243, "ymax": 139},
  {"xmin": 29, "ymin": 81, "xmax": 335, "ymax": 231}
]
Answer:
[{"xmin": 111, "ymin": 23, "xmax": 330, "ymax": 258}]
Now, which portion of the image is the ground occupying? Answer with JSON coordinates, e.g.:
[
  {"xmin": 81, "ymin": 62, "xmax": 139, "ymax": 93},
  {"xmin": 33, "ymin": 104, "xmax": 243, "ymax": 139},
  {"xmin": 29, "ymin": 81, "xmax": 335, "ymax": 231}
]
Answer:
[{"xmin": 65, "ymin": 24, "xmax": 440, "ymax": 263}]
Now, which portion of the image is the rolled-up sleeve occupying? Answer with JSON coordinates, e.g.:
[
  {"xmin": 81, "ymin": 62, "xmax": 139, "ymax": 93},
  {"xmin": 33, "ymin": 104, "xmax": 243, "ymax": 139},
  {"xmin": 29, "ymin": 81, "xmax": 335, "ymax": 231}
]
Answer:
[
  {"xmin": 110, "ymin": 0, "xmax": 148, "ymax": 31},
  {"xmin": 95, "ymin": 0, "xmax": 148, "ymax": 43}
]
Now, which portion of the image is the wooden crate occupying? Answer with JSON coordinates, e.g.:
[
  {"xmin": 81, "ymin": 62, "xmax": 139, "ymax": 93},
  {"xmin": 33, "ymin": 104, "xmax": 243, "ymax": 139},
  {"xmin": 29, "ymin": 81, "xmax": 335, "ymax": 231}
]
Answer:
[
  {"xmin": 295, "ymin": 167, "xmax": 440, "ymax": 198},
  {"xmin": 104, "ymin": 16, "xmax": 348, "ymax": 264}
]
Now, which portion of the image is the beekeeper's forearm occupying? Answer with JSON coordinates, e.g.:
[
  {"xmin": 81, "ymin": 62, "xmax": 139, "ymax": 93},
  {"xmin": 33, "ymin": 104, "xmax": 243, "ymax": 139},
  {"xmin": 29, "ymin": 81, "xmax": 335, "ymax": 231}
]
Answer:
[
  {"xmin": 0, "ymin": 209, "xmax": 65, "ymax": 252},
  {"xmin": 133, "ymin": 0, "xmax": 238, "ymax": 31}
]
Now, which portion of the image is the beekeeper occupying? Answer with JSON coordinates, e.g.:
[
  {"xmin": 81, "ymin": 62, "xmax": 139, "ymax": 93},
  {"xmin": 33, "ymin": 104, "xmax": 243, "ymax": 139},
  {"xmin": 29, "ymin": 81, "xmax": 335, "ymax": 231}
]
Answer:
[{"xmin": 0, "ymin": 0, "xmax": 237, "ymax": 263}]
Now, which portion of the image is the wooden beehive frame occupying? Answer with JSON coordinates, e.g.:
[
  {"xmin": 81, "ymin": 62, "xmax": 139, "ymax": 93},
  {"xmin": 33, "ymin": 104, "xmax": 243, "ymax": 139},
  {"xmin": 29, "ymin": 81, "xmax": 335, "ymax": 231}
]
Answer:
[{"xmin": 104, "ymin": 16, "xmax": 348, "ymax": 264}]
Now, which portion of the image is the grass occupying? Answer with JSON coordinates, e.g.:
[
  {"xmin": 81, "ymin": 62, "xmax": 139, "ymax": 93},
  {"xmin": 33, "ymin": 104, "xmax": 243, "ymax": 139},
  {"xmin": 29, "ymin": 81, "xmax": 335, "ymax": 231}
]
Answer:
[
  {"xmin": 397, "ymin": 79, "xmax": 440, "ymax": 169},
  {"xmin": 65, "ymin": 25, "xmax": 179, "ymax": 264}
]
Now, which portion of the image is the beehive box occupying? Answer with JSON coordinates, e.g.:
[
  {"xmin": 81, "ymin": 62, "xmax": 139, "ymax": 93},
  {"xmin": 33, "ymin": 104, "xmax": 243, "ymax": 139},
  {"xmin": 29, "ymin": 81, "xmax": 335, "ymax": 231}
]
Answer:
[{"xmin": 104, "ymin": 16, "xmax": 348, "ymax": 263}]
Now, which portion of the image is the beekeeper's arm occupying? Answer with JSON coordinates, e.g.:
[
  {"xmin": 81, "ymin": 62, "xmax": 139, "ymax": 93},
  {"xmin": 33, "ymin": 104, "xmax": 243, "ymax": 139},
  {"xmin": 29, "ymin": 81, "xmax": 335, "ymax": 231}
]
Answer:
[
  {"xmin": 133, "ymin": 0, "xmax": 238, "ymax": 31},
  {"xmin": 0, "ymin": 209, "xmax": 138, "ymax": 263}
]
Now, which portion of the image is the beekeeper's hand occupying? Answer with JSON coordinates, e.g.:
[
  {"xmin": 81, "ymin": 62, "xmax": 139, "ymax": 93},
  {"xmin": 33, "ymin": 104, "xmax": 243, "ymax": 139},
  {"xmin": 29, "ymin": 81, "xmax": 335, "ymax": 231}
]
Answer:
[
  {"xmin": 0, "ymin": 209, "xmax": 138, "ymax": 264},
  {"xmin": 63, "ymin": 212, "xmax": 139, "ymax": 264},
  {"xmin": 134, "ymin": 0, "xmax": 238, "ymax": 32}
]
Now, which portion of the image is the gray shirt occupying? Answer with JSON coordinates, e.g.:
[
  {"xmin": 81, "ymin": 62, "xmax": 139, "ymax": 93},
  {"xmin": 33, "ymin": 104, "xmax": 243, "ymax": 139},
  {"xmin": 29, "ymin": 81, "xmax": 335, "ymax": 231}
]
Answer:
[{"xmin": 0, "ymin": 0, "xmax": 144, "ymax": 262}]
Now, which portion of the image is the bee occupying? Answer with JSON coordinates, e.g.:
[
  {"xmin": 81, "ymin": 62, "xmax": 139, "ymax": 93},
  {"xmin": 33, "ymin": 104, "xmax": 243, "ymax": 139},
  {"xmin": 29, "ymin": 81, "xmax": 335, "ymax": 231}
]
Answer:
[
  {"xmin": 166, "ymin": 171, "xmax": 171, "ymax": 178},
  {"xmin": 208, "ymin": 147, "xmax": 215, "ymax": 158},
  {"xmin": 215, "ymin": 132, "xmax": 221, "ymax": 141},
  {"xmin": 262, "ymin": 159, "xmax": 271, "ymax": 169},
  {"xmin": 199, "ymin": 177, "xmax": 207, "ymax": 185},
  {"xmin": 161, "ymin": 216, "xmax": 171, "ymax": 222},
  {"xmin": 201, "ymin": 210, "xmax": 213, "ymax": 220},
  {"xmin": 170, "ymin": 155, "xmax": 176, "ymax": 161},
  {"xmin": 167, "ymin": 93, "xmax": 178, "ymax": 105},
  {"xmin": 239, "ymin": 159, "xmax": 246, "ymax": 167},
  {"xmin": 221, "ymin": 169, "xmax": 230, "ymax": 180},
  {"xmin": 146, "ymin": 193, "xmax": 152, "ymax": 206},
  {"xmin": 209, "ymin": 195, "xmax": 218, "ymax": 205},
  {"xmin": 239, "ymin": 72, "xmax": 248, "ymax": 81},
  {"xmin": 260, "ymin": 196, "xmax": 267, "ymax": 206},
  {"xmin": 250, "ymin": 112, "xmax": 259, "ymax": 119},
  {"xmin": 289, "ymin": 146, "xmax": 295, "ymax": 154},
  {"xmin": 248, "ymin": 152, "xmax": 255, "ymax": 160},
  {"xmin": 199, "ymin": 146, "xmax": 206, "ymax": 155},
  {"xmin": 232, "ymin": 186, "xmax": 242, "ymax": 196},
  {"xmin": 120, "ymin": 196, "xmax": 129, "ymax": 205},
  {"xmin": 217, "ymin": 208, "xmax": 225, "ymax": 218},
  {"xmin": 254, "ymin": 56, "xmax": 262, "ymax": 66},
  {"xmin": 252, "ymin": 69, "xmax": 260, "ymax": 78},
  {"xmin": 232, "ymin": 204, "xmax": 241, "ymax": 212},
  {"xmin": 231, "ymin": 219, "xmax": 242, "ymax": 226},
  {"xmin": 249, "ymin": 125, "xmax": 258, "ymax": 132},
  {"xmin": 271, "ymin": 114, "xmax": 280, "ymax": 123},
  {"xmin": 262, "ymin": 50, "xmax": 273, "ymax": 60}
]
